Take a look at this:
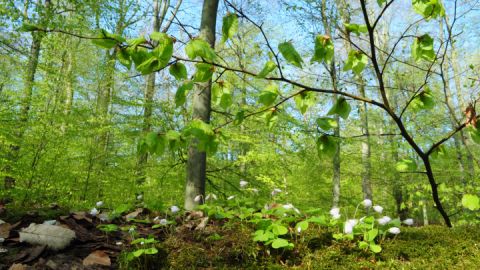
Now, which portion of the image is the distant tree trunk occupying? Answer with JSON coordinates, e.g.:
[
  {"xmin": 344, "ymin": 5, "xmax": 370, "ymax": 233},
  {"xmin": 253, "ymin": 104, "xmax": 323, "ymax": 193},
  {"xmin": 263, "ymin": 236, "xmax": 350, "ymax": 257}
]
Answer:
[{"xmin": 184, "ymin": 0, "xmax": 219, "ymax": 210}]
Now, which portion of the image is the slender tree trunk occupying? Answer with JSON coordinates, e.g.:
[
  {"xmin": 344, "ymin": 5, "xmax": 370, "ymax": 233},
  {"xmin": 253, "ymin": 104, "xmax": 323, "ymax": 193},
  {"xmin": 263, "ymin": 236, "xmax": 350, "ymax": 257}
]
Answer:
[{"xmin": 184, "ymin": 0, "xmax": 219, "ymax": 210}]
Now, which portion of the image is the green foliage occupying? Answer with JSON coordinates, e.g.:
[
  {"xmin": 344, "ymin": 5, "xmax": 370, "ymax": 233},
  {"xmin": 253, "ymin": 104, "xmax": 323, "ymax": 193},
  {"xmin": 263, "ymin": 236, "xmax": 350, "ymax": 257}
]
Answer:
[
  {"xmin": 212, "ymin": 81, "xmax": 233, "ymax": 109},
  {"xmin": 412, "ymin": 34, "xmax": 435, "ymax": 62},
  {"xmin": 396, "ymin": 159, "xmax": 418, "ymax": 172},
  {"xmin": 175, "ymin": 81, "xmax": 194, "ymax": 107},
  {"xmin": 410, "ymin": 87, "xmax": 435, "ymax": 110},
  {"xmin": 328, "ymin": 97, "xmax": 351, "ymax": 119},
  {"xmin": 294, "ymin": 91, "xmax": 316, "ymax": 114},
  {"xmin": 468, "ymin": 126, "xmax": 480, "ymax": 144},
  {"xmin": 316, "ymin": 135, "xmax": 337, "ymax": 157},
  {"xmin": 185, "ymin": 39, "xmax": 216, "ymax": 61},
  {"xmin": 258, "ymin": 83, "xmax": 279, "ymax": 106},
  {"xmin": 343, "ymin": 50, "xmax": 368, "ymax": 75},
  {"xmin": 169, "ymin": 62, "xmax": 188, "ymax": 80},
  {"xmin": 193, "ymin": 63, "xmax": 214, "ymax": 82},
  {"xmin": 278, "ymin": 41, "xmax": 303, "ymax": 68},
  {"xmin": 257, "ymin": 61, "xmax": 276, "ymax": 78},
  {"xmin": 412, "ymin": 0, "xmax": 445, "ymax": 20},
  {"xmin": 316, "ymin": 117, "xmax": 338, "ymax": 130},
  {"xmin": 19, "ymin": 23, "xmax": 40, "ymax": 32},
  {"xmin": 311, "ymin": 35, "xmax": 334, "ymax": 64},
  {"xmin": 222, "ymin": 13, "xmax": 238, "ymax": 43},
  {"xmin": 97, "ymin": 223, "xmax": 119, "ymax": 233},
  {"xmin": 461, "ymin": 194, "xmax": 480, "ymax": 211},
  {"xmin": 92, "ymin": 29, "xmax": 123, "ymax": 49},
  {"xmin": 183, "ymin": 119, "xmax": 218, "ymax": 154},
  {"xmin": 377, "ymin": 0, "xmax": 387, "ymax": 6},
  {"xmin": 150, "ymin": 32, "xmax": 174, "ymax": 66},
  {"xmin": 345, "ymin": 23, "xmax": 368, "ymax": 36}
]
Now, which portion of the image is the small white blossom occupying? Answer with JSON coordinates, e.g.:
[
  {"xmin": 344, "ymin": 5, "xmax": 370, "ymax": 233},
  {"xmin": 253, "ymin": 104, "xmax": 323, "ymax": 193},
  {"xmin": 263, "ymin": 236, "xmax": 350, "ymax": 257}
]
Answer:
[
  {"xmin": 205, "ymin": 193, "xmax": 217, "ymax": 201},
  {"xmin": 194, "ymin": 195, "xmax": 202, "ymax": 202},
  {"xmin": 378, "ymin": 216, "xmax": 392, "ymax": 225},
  {"xmin": 251, "ymin": 188, "xmax": 259, "ymax": 193},
  {"xmin": 388, "ymin": 227, "xmax": 401, "ymax": 234},
  {"xmin": 344, "ymin": 219, "xmax": 357, "ymax": 234},
  {"xmin": 362, "ymin": 199, "xmax": 372, "ymax": 208},
  {"xmin": 297, "ymin": 226, "xmax": 302, "ymax": 233},
  {"xmin": 403, "ymin": 218, "xmax": 414, "ymax": 226},
  {"xmin": 240, "ymin": 180, "xmax": 248, "ymax": 188},
  {"xmin": 159, "ymin": 218, "xmax": 168, "ymax": 225},
  {"xmin": 140, "ymin": 241, "xmax": 145, "ymax": 245},
  {"xmin": 128, "ymin": 227, "xmax": 135, "ymax": 233},
  {"xmin": 329, "ymin": 207, "xmax": 341, "ymax": 219},
  {"xmin": 115, "ymin": 241, "xmax": 123, "ymax": 246},
  {"xmin": 170, "ymin": 205, "xmax": 180, "ymax": 213},
  {"xmin": 136, "ymin": 194, "xmax": 143, "ymax": 200},
  {"xmin": 96, "ymin": 201, "xmax": 104, "ymax": 207},
  {"xmin": 373, "ymin": 205, "xmax": 383, "ymax": 214},
  {"xmin": 271, "ymin": 188, "xmax": 282, "ymax": 196},
  {"xmin": 153, "ymin": 216, "xmax": 160, "ymax": 222},
  {"xmin": 227, "ymin": 195, "xmax": 236, "ymax": 200},
  {"xmin": 90, "ymin": 207, "xmax": 99, "ymax": 217},
  {"xmin": 283, "ymin": 203, "xmax": 294, "ymax": 210}
]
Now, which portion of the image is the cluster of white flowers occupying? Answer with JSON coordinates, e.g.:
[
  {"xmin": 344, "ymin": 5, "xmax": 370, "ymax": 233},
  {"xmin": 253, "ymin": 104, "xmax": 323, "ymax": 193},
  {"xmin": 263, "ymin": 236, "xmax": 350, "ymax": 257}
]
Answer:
[
  {"xmin": 271, "ymin": 188, "xmax": 282, "ymax": 196},
  {"xmin": 170, "ymin": 205, "xmax": 180, "ymax": 213},
  {"xmin": 373, "ymin": 205, "xmax": 383, "ymax": 214},
  {"xmin": 205, "ymin": 193, "xmax": 217, "ymax": 201},
  {"xmin": 344, "ymin": 219, "xmax": 358, "ymax": 234},
  {"xmin": 378, "ymin": 216, "xmax": 392, "ymax": 225},
  {"xmin": 240, "ymin": 180, "xmax": 248, "ymax": 188},
  {"xmin": 403, "ymin": 218, "xmax": 414, "ymax": 226}
]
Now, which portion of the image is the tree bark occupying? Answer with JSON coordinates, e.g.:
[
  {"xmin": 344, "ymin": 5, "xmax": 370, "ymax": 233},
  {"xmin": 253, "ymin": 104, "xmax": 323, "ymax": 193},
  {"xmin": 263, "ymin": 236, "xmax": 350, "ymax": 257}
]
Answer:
[{"xmin": 184, "ymin": 0, "xmax": 219, "ymax": 210}]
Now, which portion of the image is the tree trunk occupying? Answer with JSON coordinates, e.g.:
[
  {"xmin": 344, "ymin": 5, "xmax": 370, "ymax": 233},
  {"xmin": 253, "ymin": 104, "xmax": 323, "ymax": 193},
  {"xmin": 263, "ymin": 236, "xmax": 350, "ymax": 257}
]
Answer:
[{"xmin": 184, "ymin": 0, "xmax": 219, "ymax": 210}]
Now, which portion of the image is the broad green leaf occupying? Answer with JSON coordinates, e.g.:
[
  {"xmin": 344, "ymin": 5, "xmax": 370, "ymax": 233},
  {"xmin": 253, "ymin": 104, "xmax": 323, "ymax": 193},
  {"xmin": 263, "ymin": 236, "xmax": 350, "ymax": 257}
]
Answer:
[
  {"xmin": 468, "ymin": 126, "xmax": 480, "ymax": 144},
  {"xmin": 343, "ymin": 50, "xmax": 368, "ymax": 75},
  {"xmin": 294, "ymin": 91, "xmax": 316, "ymax": 114},
  {"xmin": 92, "ymin": 30, "xmax": 124, "ymax": 49},
  {"xmin": 412, "ymin": 0, "xmax": 445, "ymax": 20},
  {"xmin": 377, "ymin": 0, "xmax": 387, "ymax": 6},
  {"xmin": 129, "ymin": 47, "xmax": 150, "ymax": 66},
  {"xmin": 327, "ymin": 97, "xmax": 351, "ymax": 119},
  {"xmin": 370, "ymin": 244, "xmax": 382, "ymax": 253},
  {"xmin": 271, "ymin": 238, "xmax": 290, "ymax": 249},
  {"xmin": 461, "ymin": 194, "xmax": 480, "ymax": 211},
  {"xmin": 133, "ymin": 249, "xmax": 144, "ymax": 257},
  {"xmin": 144, "ymin": 247, "xmax": 158, "ymax": 255},
  {"xmin": 258, "ymin": 83, "xmax": 279, "ymax": 106},
  {"xmin": 295, "ymin": 220, "xmax": 309, "ymax": 232},
  {"xmin": 185, "ymin": 39, "xmax": 216, "ymax": 61},
  {"xmin": 166, "ymin": 130, "xmax": 182, "ymax": 150},
  {"xmin": 212, "ymin": 81, "xmax": 233, "ymax": 109},
  {"xmin": 316, "ymin": 135, "xmax": 338, "ymax": 157},
  {"xmin": 263, "ymin": 109, "xmax": 278, "ymax": 129},
  {"xmin": 175, "ymin": 81, "xmax": 194, "ymax": 107},
  {"xmin": 183, "ymin": 119, "xmax": 218, "ymax": 153},
  {"xmin": 151, "ymin": 32, "xmax": 173, "ymax": 66},
  {"xmin": 412, "ymin": 34, "xmax": 435, "ymax": 62},
  {"xmin": 411, "ymin": 88, "xmax": 435, "ymax": 110},
  {"xmin": 278, "ymin": 41, "xmax": 303, "ymax": 68},
  {"xmin": 365, "ymin": 228, "xmax": 378, "ymax": 242},
  {"xmin": 169, "ymin": 62, "xmax": 188, "ymax": 80},
  {"xmin": 136, "ymin": 56, "xmax": 161, "ymax": 75},
  {"xmin": 233, "ymin": 110, "xmax": 245, "ymax": 126},
  {"xmin": 431, "ymin": 145, "xmax": 446, "ymax": 159},
  {"xmin": 117, "ymin": 48, "xmax": 132, "ymax": 69},
  {"xmin": 271, "ymin": 224, "xmax": 288, "ymax": 235},
  {"xmin": 311, "ymin": 35, "xmax": 334, "ymax": 64},
  {"xmin": 345, "ymin": 23, "xmax": 368, "ymax": 36},
  {"xmin": 257, "ymin": 61, "xmax": 276, "ymax": 78},
  {"xmin": 19, "ymin": 23, "xmax": 39, "ymax": 32},
  {"xmin": 193, "ymin": 63, "xmax": 214, "ymax": 82},
  {"xmin": 127, "ymin": 37, "xmax": 147, "ymax": 48},
  {"xmin": 396, "ymin": 159, "xmax": 417, "ymax": 172},
  {"xmin": 358, "ymin": 241, "xmax": 369, "ymax": 249},
  {"xmin": 316, "ymin": 117, "xmax": 338, "ymax": 130},
  {"xmin": 222, "ymin": 13, "xmax": 238, "ymax": 43}
]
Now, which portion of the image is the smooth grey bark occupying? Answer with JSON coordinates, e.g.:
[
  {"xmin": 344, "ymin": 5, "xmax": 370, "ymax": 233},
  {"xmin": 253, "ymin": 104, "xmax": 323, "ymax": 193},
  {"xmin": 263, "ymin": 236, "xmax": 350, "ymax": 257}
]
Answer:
[{"xmin": 184, "ymin": 0, "xmax": 219, "ymax": 210}]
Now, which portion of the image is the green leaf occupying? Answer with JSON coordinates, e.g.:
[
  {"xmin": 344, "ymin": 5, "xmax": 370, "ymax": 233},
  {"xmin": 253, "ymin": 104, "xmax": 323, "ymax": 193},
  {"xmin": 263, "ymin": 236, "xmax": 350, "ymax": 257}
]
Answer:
[
  {"xmin": 412, "ymin": 34, "xmax": 435, "ymax": 62},
  {"xmin": 129, "ymin": 47, "xmax": 150, "ymax": 66},
  {"xmin": 257, "ymin": 61, "xmax": 276, "ymax": 78},
  {"xmin": 295, "ymin": 221, "xmax": 309, "ymax": 232},
  {"xmin": 117, "ymin": 48, "xmax": 132, "ymax": 69},
  {"xmin": 316, "ymin": 117, "xmax": 338, "ymax": 130},
  {"xmin": 345, "ymin": 23, "xmax": 368, "ymax": 36},
  {"xmin": 92, "ymin": 29, "xmax": 124, "ymax": 49},
  {"xmin": 212, "ymin": 81, "xmax": 233, "ymax": 109},
  {"xmin": 233, "ymin": 110, "xmax": 245, "ymax": 126},
  {"xmin": 175, "ymin": 81, "xmax": 194, "ymax": 107},
  {"xmin": 328, "ymin": 97, "xmax": 351, "ymax": 119},
  {"xmin": 271, "ymin": 238, "xmax": 290, "ymax": 249},
  {"xmin": 263, "ymin": 109, "xmax": 278, "ymax": 129},
  {"xmin": 278, "ymin": 41, "xmax": 303, "ymax": 68},
  {"xmin": 144, "ymin": 247, "xmax": 158, "ymax": 255},
  {"xmin": 19, "ymin": 23, "xmax": 40, "ymax": 32},
  {"xmin": 344, "ymin": 50, "xmax": 368, "ymax": 75},
  {"xmin": 461, "ymin": 194, "xmax": 480, "ymax": 211},
  {"xmin": 258, "ymin": 83, "xmax": 279, "ymax": 106},
  {"xmin": 151, "ymin": 32, "xmax": 173, "ymax": 66},
  {"xmin": 183, "ymin": 119, "xmax": 218, "ymax": 153},
  {"xmin": 133, "ymin": 249, "xmax": 145, "ymax": 257},
  {"xmin": 370, "ymin": 244, "xmax": 382, "ymax": 253},
  {"xmin": 271, "ymin": 224, "xmax": 288, "ymax": 235},
  {"xmin": 412, "ymin": 0, "xmax": 445, "ymax": 20},
  {"xmin": 358, "ymin": 241, "xmax": 369, "ymax": 249},
  {"xmin": 311, "ymin": 35, "xmax": 334, "ymax": 64},
  {"xmin": 136, "ymin": 57, "xmax": 162, "ymax": 75},
  {"xmin": 411, "ymin": 87, "xmax": 435, "ymax": 110},
  {"xmin": 127, "ymin": 37, "xmax": 147, "ymax": 48},
  {"xmin": 396, "ymin": 159, "xmax": 417, "ymax": 172},
  {"xmin": 185, "ymin": 39, "xmax": 216, "ymax": 61},
  {"xmin": 193, "ymin": 63, "xmax": 214, "ymax": 82},
  {"xmin": 169, "ymin": 62, "xmax": 188, "ymax": 80},
  {"xmin": 316, "ymin": 135, "xmax": 338, "ymax": 157},
  {"xmin": 377, "ymin": 0, "xmax": 387, "ymax": 6},
  {"xmin": 430, "ymin": 145, "xmax": 446, "ymax": 159},
  {"xmin": 365, "ymin": 228, "xmax": 378, "ymax": 242},
  {"xmin": 222, "ymin": 13, "xmax": 238, "ymax": 43},
  {"xmin": 468, "ymin": 126, "xmax": 480, "ymax": 144},
  {"xmin": 294, "ymin": 91, "xmax": 316, "ymax": 114}
]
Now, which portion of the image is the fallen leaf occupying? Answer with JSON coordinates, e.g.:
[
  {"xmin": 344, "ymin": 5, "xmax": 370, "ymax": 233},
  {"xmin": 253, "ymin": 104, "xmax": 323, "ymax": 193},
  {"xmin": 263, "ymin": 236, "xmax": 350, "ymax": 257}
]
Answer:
[
  {"xmin": 195, "ymin": 217, "xmax": 209, "ymax": 231},
  {"xmin": 465, "ymin": 104, "xmax": 477, "ymax": 127},
  {"xmin": 82, "ymin": 250, "xmax": 111, "ymax": 267},
  {"xmin": 20, "ymin": 245, "xmax": 46, "ymax": 263},
  {"xmin": 8, "ymin": 264, "xmax": 28, "ymax": 270},
  {"xmin": 0, "ymin": 223, "xmax": 11, "ymax": 238},
  {"xmin": 125, "ymin": 208, "xmax": 143, "ymax": 220}
]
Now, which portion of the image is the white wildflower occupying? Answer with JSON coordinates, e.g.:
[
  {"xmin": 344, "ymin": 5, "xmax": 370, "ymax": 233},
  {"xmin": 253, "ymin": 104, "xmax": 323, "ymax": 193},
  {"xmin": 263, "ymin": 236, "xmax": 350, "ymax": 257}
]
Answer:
[
  {"xmin": 227, "ymin": 195, "xmax": 236, "ymax": 200},
  {"xmin": 90, "ymin": 207, "xmax": 98, "ymax": 217},
  {"xmin": 205, "ymin": 193, "xmax": 217, "ymax": 201},
  {"xmin": 170, "ymin": 205, "xmax": 180, "ymax": 213},
  {"xmin": 283, "ymin": 203, "xmax": 294, "ymax": 210},
  {"xmin": 403, "ymin": 218, "xmax": 414, "ymax": 226},
  {"xmin": 251, "ymin": 188, "xmax": 259, "ymax": 193},
  {"xmin": 115, "ymin": 241, "xmax": 123, "ymax": 246},
  {"xmin": 136, "ymin": 194, "xmax": 143, "ymax": 200},
  {"xmin": 373, "ymin": 205, "xmax": 383, "ymax": 214},
  {"xmin": 378, "ymin": 216, "xmax": 392, "ymax": 225},
  {"xmin": 140, "ymin": 241, "xmax": 145, "ymax": 245},
  {"xmin": 344, "ymin": 219, "xmax": 357, "ymax": 234},
  {"xmin": 388, "ymin": 227, "xmax": 401, "ymax": 234},
  {"xmin": 240, "ymin": 180, "xmax": 248, "ymax": 188},
  {"xmin": 128, "ymin": 227, "xmax": 135, "ymax": 233},
  {"xmin": 159, "ymin": 218, "xmax": 168, "ymax": 225},
  {"xmin": 362, "ymin": 199, "xmax": 372, "ymax": 208},
  {"xmin": 96, "ymin": 201, "xmax": 104, "ymax": 207},
  {"xmin": 329, "ymin": 207, "xmax": 341, "ymax": 220},
  {"xmin": 194, "ymin": 195, "xmax": 202, "ymax": 202},
  {"xmin": 271, "ymin": 188, "xmax": 282, "ymax": 196},
  {"xmin": 297, "ymin": 226, "xmax": 302, "ymax": 233}
]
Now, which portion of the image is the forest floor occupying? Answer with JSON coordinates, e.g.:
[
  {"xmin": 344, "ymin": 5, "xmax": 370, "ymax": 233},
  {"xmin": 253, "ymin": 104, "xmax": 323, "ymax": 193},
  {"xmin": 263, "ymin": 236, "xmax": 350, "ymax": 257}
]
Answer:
[{"xmin": 1, "ymin": 203, "xmax": 479, "ymax": 270}]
